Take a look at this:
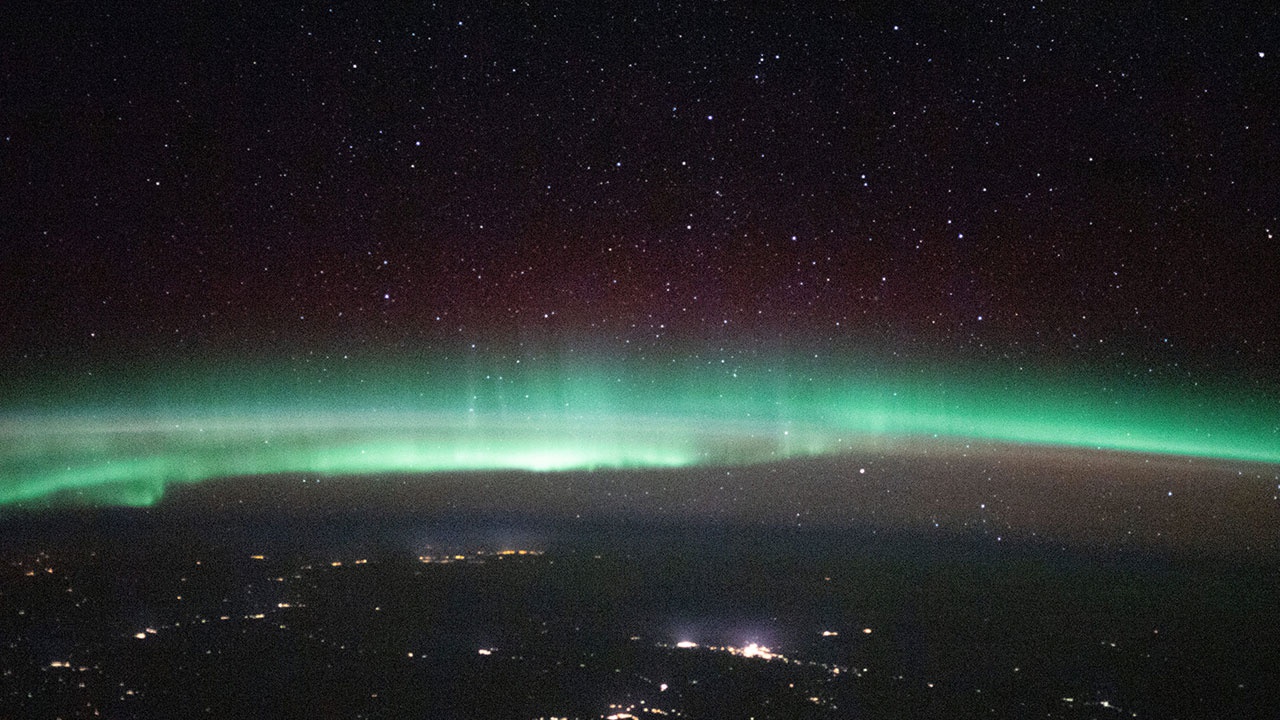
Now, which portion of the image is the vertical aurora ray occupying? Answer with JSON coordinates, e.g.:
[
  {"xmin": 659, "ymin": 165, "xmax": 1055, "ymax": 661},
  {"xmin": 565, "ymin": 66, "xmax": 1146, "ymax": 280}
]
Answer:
[{"xmin": 1, "ymin": 355, "xmax": 1277, "ymax": 507}]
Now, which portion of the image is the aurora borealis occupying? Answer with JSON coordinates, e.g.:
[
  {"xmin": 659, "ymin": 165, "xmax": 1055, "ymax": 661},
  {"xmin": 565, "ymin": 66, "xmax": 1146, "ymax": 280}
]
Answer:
[
  {"xmin": 3, "ymin": 3, "xmax": 1279, "ymax": 512},
  {"xmin": 4, "ymin": 355, "xmax": 1276, "ymax": 507}
]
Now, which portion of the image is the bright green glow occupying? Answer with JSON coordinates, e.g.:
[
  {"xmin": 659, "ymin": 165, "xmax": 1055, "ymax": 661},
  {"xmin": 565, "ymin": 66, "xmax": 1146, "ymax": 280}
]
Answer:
[{"xmin": 1, "ymin": 355, "xmax": 1277, "ymax": 506}]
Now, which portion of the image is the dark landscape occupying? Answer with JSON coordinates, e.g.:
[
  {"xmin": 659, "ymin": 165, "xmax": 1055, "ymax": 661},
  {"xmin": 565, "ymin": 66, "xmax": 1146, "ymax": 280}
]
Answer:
[{"xmin": 4, "ymin": 454, "xmax": 1278, "ymax": 719}]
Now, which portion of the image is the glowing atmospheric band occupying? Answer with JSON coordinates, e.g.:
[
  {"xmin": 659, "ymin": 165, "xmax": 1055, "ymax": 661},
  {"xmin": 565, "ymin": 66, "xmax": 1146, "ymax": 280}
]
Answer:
[{"xmin": 2, "ymin": 357, "xmax": 1276, "ymax": 506}]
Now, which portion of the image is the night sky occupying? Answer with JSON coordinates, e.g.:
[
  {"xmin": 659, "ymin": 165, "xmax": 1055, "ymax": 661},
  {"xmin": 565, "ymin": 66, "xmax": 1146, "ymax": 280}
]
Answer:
[{"xmin": 2, "ymin": 2, "xmax": 1279, "ymax": 506}]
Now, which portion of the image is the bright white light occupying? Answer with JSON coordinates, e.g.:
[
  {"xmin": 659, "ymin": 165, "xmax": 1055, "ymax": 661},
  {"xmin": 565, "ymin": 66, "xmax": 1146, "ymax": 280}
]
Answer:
[{"xmin": 676, "ymin": 641, "xmax": 697, "ymax": 649}]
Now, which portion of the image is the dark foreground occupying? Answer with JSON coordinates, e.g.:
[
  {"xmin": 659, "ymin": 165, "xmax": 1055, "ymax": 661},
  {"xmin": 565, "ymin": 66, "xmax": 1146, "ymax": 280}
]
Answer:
[{"xmin": 2, "ymin": 491, "xmax": 1278, "ymax": 719}]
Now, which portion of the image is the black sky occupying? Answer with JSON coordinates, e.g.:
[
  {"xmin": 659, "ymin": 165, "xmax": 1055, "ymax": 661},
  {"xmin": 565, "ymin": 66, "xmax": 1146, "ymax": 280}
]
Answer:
[{"xmin": 3, "ymin": 1, "xmax": 1278, "ymax": 387}]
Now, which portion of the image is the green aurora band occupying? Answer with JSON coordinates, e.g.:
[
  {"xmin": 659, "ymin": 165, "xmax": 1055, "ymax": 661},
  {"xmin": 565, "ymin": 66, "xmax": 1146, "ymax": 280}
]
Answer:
[{"xmin": 2, "ymin": 355, "xmax": 1277, "ymax": 507}]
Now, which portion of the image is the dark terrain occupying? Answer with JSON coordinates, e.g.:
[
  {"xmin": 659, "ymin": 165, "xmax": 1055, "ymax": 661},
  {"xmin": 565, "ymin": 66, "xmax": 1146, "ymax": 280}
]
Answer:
[{"xmin": 3, "ymin": 459, "xmax": 1278, "ymax": 718}]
